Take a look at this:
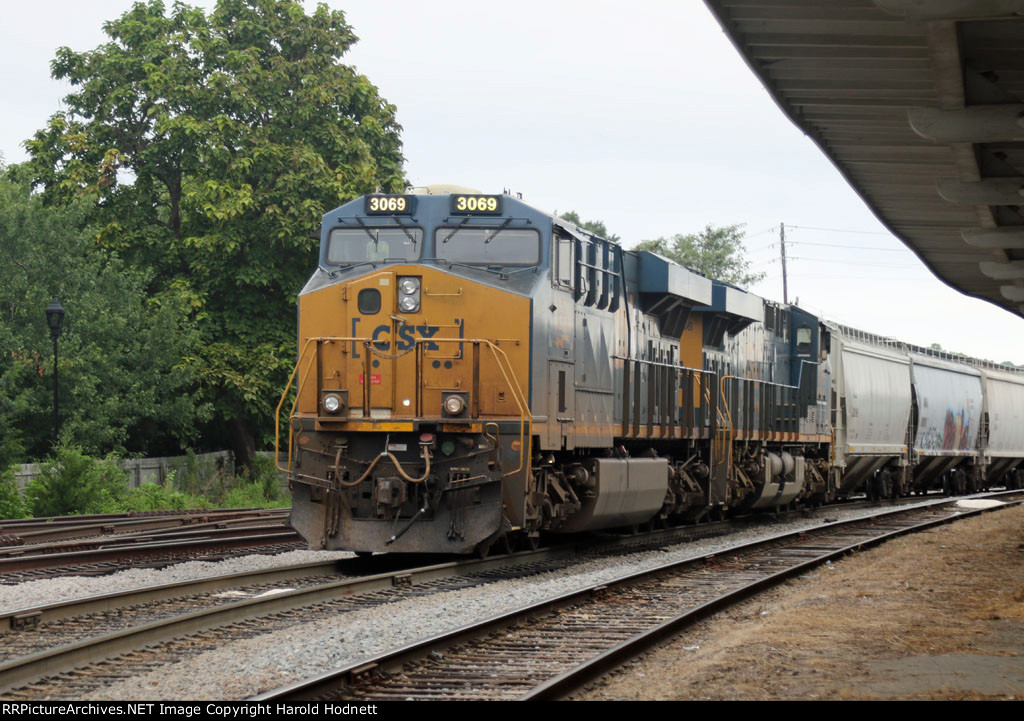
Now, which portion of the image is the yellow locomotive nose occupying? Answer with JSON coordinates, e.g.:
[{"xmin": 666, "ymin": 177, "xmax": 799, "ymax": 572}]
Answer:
[
  {"xmin": 281, "ymin": 258, "xmax": 532, "ymax": 554},
  {"xmin": 294, "ymin": 264, "xmax": 529, "ymax": 426}
]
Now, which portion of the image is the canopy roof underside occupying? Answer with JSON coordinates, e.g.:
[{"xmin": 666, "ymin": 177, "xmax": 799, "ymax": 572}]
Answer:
[{"xmin": 704, "ymin": 0, "xmax": 1024, "ymax": 319}]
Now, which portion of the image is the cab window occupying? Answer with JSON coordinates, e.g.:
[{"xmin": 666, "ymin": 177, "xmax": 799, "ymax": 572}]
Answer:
[
  {"xmin": 326, "ymin": 228, "xmax": 422, "ymax": 264},
  {"xmin": 435, "ymin": 228, "xmax": 539, "ymax": 266},
  {"xmin": 796, "ymin": 325, "xmax": 813, "ymax": 353}
]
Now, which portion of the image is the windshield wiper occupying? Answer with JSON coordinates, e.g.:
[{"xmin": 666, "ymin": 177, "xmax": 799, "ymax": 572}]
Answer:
[
  {"xmin": 355, "ymin": 217, "xmax": 380, "ymax": 246},
  {"xmin": 484, "ymin": 218, "xmax": 513, "ymax": 243},
  {"xmin": 442, "ymin": 217, "xmax": 472, "ymax": 243},
  {"xmin": 323, "ymin": 260, "xmax": 376, "ymax": 277},
  {"xmin": 394, "ymin": 216, "xmax": 418, "ymax": 246},
  {"xmin": 444, "ymin": 261, "xmax": 504, "ymax": 277}
]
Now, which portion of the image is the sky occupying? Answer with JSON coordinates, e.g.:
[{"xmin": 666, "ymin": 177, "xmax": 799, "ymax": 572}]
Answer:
[{"xmin": 3, "ymin": 0, "xmax": 1023, "ymax": 364}]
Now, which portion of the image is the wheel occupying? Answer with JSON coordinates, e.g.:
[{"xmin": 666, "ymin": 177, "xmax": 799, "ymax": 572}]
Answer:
[
  {"xmin": 520, "ymin": 533, "xmax": 540, "ymax": 551},
  {"xmin": 474, "ymin": 540, "xmax": 493, "ymax": 559},
  {"xmin": 954, "ymin": 469, "xmax": 967, "ymax": 495},
  {"xmin": 494, "ymin": 533, "xmax": 513, "ymax": 555}
]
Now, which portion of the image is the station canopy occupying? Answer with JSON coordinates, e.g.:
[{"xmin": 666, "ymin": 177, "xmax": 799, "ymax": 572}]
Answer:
[{"xmin": 704, "ymin": 0, "xmax": 1024, "ymax": 319}]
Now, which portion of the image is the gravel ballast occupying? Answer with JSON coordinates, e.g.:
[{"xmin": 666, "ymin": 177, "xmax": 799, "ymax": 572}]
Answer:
[
  {"xmin": 0, "ymin": 496, "xmax": 976, "ymax": 700},
  {"xmin": 0, "ymin": 549, "xmax": 353, "ymax": 614}
]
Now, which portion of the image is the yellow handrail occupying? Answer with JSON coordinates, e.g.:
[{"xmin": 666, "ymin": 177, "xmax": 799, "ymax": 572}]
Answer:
[
  {"xmin": 274, "ymin": 337, "xmax": 318, "ymax": 474},
  {"xmin": 273, "ymin": 335, "xmax": 532, "ymax": 483}
]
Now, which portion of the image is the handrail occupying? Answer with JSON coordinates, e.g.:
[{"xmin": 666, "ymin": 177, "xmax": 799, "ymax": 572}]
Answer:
[
  {"xmin": 274, "ymin": 335, "xmax": 532, "ymax": 482},
  {"xmin": 275, "ymin": 338, "xmax": 319, "ymax": 474}
]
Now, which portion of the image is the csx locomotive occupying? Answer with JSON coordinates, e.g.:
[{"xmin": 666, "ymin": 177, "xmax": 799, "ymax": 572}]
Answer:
[{"xmin": 277, "ymin": 188, "xmax": 1024, "ymax": 555}]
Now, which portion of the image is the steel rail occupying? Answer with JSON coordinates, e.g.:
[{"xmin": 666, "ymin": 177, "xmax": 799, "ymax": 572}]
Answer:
[
  {"xmin": 1, "ymin": 492, "xmax": 1014, "ymax": 697},
  {"xmin": 0, "ymin": 531, "xmax": 301, "ymax": 575},
  {"xmin": 253, "ymin": 491, "xmax": 1023, "ymax": 701},
  {"xmin": 0, "ymin": 508, "xmax": 770, "ymax": 636},
  {"xmin": 0, "ymin": 505, "xmax": 831, "ymax": 695},
  {"xmin": 0, "ymin": 508, "xmax": 286, "ymax": 532},
  {"xmin": 0, "ymin": 560, "xmax": 351, "ymax": 634},
  {"xmin": 523, "ymin": 494, "xmax": 1024, "ymax": 700},
  {"xmin": 0, "ymin": 545, "xmax": 580, "ymax": 695},
  {"xmin": 0, "ymin": 492, "xmax": 931, "ymax": 633},
  {"xmin": 0, "ymin": 519, "xmax": 295, "ymax": 559},
  {"xmin": 0, "ymin": 509, "xmax": 288, "ymax": 546}
]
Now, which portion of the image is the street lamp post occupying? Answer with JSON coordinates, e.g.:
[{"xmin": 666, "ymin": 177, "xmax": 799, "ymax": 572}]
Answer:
[{"xmin": 45, "ymin": 299, "xmax": 65, "ymax": 448}]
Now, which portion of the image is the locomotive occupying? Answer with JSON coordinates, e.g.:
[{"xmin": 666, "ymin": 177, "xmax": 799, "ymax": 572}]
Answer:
[{"xmin": 276, "ymin": 188, "xmax": 1024, "ymax": 555}]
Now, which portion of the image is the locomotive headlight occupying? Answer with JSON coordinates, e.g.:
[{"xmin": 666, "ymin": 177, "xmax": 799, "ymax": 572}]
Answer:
[
  {"xmin": 323, "ymin": 394, "xmax": 342, "ymax": 414},
  {"xmin": 444, "ymin": 394, "xmax": 466, "ymax": 416},
  {"xmin": 398, "ymin": 276, "xmax": 420, "ymax": 312}
]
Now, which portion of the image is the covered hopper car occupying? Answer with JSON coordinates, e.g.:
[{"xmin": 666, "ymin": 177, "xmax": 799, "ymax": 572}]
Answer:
[{"xmin": 276, "ymin": 190, "xmax": 1024, "ymax": 555}]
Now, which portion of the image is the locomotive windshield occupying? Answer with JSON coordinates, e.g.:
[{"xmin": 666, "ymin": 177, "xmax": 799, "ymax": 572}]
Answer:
[
  {"xmin": 435, "ymin": 227, "xmax": 540, "ymax": 266},
  {"xmin": 326, "ymin": 228, "xmax": 422, "ymax": 264}
]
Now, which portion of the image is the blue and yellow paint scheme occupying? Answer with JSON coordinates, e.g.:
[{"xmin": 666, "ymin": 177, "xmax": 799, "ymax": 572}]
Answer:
[{"xmin": 276, "ymin": 189, "xmax": 1022, "ymax": 555}]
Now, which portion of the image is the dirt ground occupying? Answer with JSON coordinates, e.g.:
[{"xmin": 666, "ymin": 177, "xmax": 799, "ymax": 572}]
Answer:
[{"xmin": 577, "ymin": 502, "xmax": 1024, "ymax": 701}]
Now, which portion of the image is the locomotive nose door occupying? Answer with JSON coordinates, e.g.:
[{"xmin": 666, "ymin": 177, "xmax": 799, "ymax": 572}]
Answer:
[{"xmin": 345, "ymin": 271, "xmax": 398, "ymax": 418}]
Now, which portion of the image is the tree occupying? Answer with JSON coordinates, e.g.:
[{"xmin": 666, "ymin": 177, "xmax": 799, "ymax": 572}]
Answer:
[
  {"xmin": 558, "ymin": 211, "xmax": 621, "ymax": 244},
  {"xmin": 19, "ymin": 0, "xmax": 406, "ymax": 465},
  {"xmin": 0, "ymin": 172, "xmax": 208, "ymax": 460},
  {"xmin": 634, "ymin": 224, "xmax": 765, "ymax": 288}
]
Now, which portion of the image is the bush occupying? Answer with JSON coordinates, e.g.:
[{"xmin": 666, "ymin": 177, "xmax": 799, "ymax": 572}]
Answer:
[
  {"xmin": 117, "ymin": 476, "xmax": 211, "ymax": 513},
  {"xmin": 17, "ymin": 447, "xmax": 288, "ymax": 516},
  {"xmin": 0, "ymin": 467, "xmax": 28, "ymax": 519},
  {"xmin": 171, "ymin": 449, "xmax": 228, "ymax": 498},
  {"xmin": 222, "ymin": 455, "xmax": 289, "ymax": 510},
  {"xmin": 240, "ymin": 454, "xmax": 284, "ymax": 502},
  {"xmin": 24, "ymin": 445, "xmax": 127, "ymax": 516}
]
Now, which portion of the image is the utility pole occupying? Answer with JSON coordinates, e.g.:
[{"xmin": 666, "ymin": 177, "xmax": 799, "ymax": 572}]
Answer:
[{"xmin": 780, "ymin": 222, "xmax": 789, "ymax": 304}]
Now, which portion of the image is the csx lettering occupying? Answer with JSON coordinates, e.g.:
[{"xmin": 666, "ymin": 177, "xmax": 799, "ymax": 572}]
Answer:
[{"xmin": 371, "ymin": 324, "xmax": 441, "ymax": 350}]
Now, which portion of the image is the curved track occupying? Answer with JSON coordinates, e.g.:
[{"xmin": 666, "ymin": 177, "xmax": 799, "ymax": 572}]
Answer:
[
  {"xmin": 256, "ymin": 491, "xmax": 1023, "ymax": 701},
  {"xmin": 0, "ymin": 492, "xmax": 1012, "ymax": 699}
]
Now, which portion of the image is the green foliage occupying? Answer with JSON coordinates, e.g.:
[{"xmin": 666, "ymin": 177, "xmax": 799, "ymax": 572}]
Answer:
[
  {"xmin": 24, "ymin": 445, "xmax": 128, "ymax": 516},
  {"xmin": 117, "ymin": 477, "xmax": 211, "ymax": 512},
  {"xmin": 19, "ymin": 446, "xmax": 284, "ymax": 515},
  {"xmin": 19, "ymin": 0, "xmax": 406, "ymax": 462},
  {"xmin": 0, "ymin": 470, "xmax": 29, "ymax": 520},
  {"xmin": 0, "ymin": 405, "xmax": 25, "ymax": 479},
  {"xmin": 634, "ymin": 224, "xmax": 765, "ymax": 288},
  {"xmin": 558, "ymin": 211, "xmax": 621, "ymax": 244},
  {"xmin": 171, "ymin": 449, "xmax": 229, "ymax": 497},
  {"xmin": 0, "ymin": 174, "xmax": 209, "ymax": 459},
  {"xmin": 222, "ymin": 480, "xmax": 289, "ymax": 509},
  {"xmin": 239, "ymin": 453, "xmax": 284, "ymax": 502}
]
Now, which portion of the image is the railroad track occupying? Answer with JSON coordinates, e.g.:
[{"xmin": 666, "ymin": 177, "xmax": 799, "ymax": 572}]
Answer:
[
  {"xmin": 0, "ymin": 492, "xmax": 1009, "ymax": 699},
  {"xmin": 0, "ymin": 500, "xmax": 851, "ymax": 698},
  {"xmin": 255, "ymin": 490, "xmax": 1023, "ymax": 701},
  {"xmin": 0, "ymin": 508, "xmax": 290, "ymax": 547},
  {"xmin": 0, "ymin": 510, "xmax": 302, "ymax": 583}
]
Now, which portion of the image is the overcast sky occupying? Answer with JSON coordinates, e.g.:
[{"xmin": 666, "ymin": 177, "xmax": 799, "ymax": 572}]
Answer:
[{"xmin": 3, "ymin": 0, "xmax": 1022, "ymax": 363}]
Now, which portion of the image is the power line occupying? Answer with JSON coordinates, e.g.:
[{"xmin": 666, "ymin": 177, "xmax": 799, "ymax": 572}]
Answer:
[
  {"xmin": 788, "ymin": 240, "xmax": 909, "ymax": 252},
  {"xmin": 787, "ymin": 224, "xmax": 890, "ymax": 236},
  {"xmin": 788, "ymin": 256, "xmax": 915, "ymax": 269}
]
